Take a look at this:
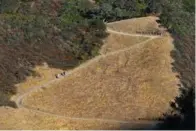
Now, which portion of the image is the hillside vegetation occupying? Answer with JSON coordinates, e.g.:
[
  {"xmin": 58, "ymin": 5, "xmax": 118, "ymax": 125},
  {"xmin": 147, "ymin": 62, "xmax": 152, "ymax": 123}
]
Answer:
[
  {"xmin": 157, "ymin": 0, "xmax": 195, "ymax": 129},
  {"xmin": 0, "ymin": 0, "xmax": 160, "ymax": 107},
  {"xmin": 0, "ymin": 0, "xmax": 165, "ymax": 107},
  {"xmin": 0, "ymin": 0, "xmax": 107, "ymax": 106},
  {"xmin": 107, "ymin": 16, "xmax": 164, "ymax": 34},
  {"xmin": 0, "ymin": 0, "xmax": 194, "ymax": 130},
  {"xmin": 23, "ymin": 17, "xmax": 178, "ymax": 121},
  {"xmin": 0, "ymin": 16, "xmax": 179, "ymax": 129},
  {"xmin": 100, "ymin": 33, "xmax": 148, "ymax": 54}
]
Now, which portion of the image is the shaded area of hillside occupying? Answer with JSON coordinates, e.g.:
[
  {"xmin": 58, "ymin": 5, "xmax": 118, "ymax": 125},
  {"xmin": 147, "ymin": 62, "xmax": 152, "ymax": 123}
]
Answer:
[
  {"xmin": 155, "ymin": 0, "xmax": 195, "ymax": 129},
  {"xmin": 93, "ymin": 0, "xmax": 162, "ymax": 22}
]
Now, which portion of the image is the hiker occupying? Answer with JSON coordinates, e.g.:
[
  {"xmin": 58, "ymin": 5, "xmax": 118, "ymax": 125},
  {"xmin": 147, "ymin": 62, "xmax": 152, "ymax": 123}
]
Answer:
[
  {"xmin": 55, "ymin": 74, "xmax": 60, "ymax": 79},
  {"xmin": 62, "ymin": 71, "xmax": 66, "ymax": 76},
  {"xmin": 60, "ymin": 72, "xmax": 64, "ymax": 76}
]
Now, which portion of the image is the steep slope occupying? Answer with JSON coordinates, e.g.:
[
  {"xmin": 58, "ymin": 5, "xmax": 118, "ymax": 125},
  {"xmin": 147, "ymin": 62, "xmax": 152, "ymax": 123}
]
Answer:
[
  {"xmin": 0, "ymin": 16, "xmax": 179, "ymax": 129},
  {"xmin": 23, "ymin": 35, "xmax": 178, "ymax": 120}
]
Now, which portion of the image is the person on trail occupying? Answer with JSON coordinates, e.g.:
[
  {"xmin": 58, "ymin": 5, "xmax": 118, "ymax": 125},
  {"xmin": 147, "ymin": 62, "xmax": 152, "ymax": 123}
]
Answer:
[
  {"xmin": 60, "ymin": 72, "xmax": 64, "ymax": 76},
  {"xmin": 55, "ymin": 74, "xmax": 60, "ymax": 78},
  {"xmin": 61, "ymin": 71, "xmax": 66, "ymax": 76}
]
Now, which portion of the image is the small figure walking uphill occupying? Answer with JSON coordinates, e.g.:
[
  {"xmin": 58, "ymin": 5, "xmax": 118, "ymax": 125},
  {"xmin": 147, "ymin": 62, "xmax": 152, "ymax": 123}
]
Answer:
[{"xmin": 55, "ymin": 71, "xmax": 67, "ymax": 79}]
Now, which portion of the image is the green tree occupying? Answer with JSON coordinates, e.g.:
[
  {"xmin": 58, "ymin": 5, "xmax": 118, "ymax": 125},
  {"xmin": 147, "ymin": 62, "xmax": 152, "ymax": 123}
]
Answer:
[
  {"xmin": 158, "ymin": 0, "xmax": 195, "ymax": 129},
  {"xmin": 94, "ymin": 0, "xmax": 149, "ymax": 22}
]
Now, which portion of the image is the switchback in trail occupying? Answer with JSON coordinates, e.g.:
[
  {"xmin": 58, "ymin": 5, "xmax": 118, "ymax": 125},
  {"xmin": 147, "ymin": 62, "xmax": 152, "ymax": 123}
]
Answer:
[{"xmin": 13, "ymin": 28, "xmax": 163, "ymax": 126}]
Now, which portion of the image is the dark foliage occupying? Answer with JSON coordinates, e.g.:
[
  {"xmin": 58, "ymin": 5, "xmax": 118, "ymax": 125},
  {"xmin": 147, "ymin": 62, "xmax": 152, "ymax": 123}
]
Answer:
[
  {"xmin": 0, "ymin": 0, "xmax": 107, "ymax": 107},
  {"xmin": 94, "ymin": 0, "xmax": 148, "ymax": 22},
  {"xmin": 157, "ymin": 87, "xmax": 195, "ymax": 130},
  {"xmin": 156, "ymin": 0, "xmax": 195, "ymax": 129}
]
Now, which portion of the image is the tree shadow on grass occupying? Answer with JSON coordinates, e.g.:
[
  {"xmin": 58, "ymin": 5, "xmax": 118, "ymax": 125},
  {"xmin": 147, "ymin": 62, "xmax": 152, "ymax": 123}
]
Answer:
[
  {"xmin": 157, "ymin": 87, "xmax": 195, "ymax": 130},
  {"xmin": 154, "ymin": 19, "xmax": 195, "ymax": 130}
]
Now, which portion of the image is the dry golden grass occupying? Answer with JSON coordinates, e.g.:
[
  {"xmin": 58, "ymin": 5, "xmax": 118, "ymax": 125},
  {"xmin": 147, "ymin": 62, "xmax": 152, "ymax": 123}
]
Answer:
[
  {"xmin": 0, "ymin": 107, "xmax": 125, "ymax": 130},
  {"xmin": 100, "ymin": 33, "xmax": 148, "ymax": 54},
  {"xmin": 0, "ymin": 16, "xmax": 178, "ymax": 129},
  {"xmin": 15, "ymin": 63, "xmax": 63, "ymax": 94},
  {"xmin": 107, "ymin": 16, "xmax": 165, "ymax": 34},
  {"xmin": 23, "ymin": 36, "xmax": 179, "ymax": 121}
]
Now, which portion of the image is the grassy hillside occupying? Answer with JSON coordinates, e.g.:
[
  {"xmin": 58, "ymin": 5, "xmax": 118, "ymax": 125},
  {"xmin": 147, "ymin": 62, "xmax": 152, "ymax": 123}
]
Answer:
[
  {"xmin": 0, "ymin": 0, "xmax": 194, "ymax": 129},
  {"xmin": 0, "ymin": 15, "xmax": 181, "ymax": 130},
  {"xmin": 0, "ymin": 107, "xmax": 124, "ymax": 130},
  {"xmin": 0, "ymin": 17, "xmax": 179, "ymax": 129},
  {"xmin": 100, "ymin": 33, "xmax": 148, "ymax": 54},
  {"xmin": 0, "ymin": 0, "xmax": 162, "ymax": 107},
  {"xmin": 24, "ymin": 37, "xmax": 178, "ymax": 120},
  {"xmin": 23, "ymin": 17, "xmax": 178, "ymax": 121},
  {"xmin": 107, "ymin": 16, "xmax": 164, "ymax": 34}
]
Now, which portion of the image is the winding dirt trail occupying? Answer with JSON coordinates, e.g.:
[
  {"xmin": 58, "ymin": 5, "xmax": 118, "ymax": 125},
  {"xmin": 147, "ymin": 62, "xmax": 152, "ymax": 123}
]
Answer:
[{"xmin": 14, "ymin": 28, "xmax": 163, "ymax": 126}]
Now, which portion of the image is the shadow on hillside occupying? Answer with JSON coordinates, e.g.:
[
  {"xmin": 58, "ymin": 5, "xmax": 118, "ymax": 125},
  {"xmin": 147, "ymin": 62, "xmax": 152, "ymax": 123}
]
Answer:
[
  {"xmin": 154, "ymin": 19, "xmax": 195, "ymax": 130},
  {"xmin": 117, "ymin": 122, "xmax": 161, "ymax": 130}
]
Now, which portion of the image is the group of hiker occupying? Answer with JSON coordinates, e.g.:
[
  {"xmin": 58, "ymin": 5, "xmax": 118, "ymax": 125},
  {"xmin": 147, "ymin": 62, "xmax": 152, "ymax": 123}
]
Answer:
[{"xmin": 55, "ymin": 71, "xmax": 67, "ymax": 79}]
